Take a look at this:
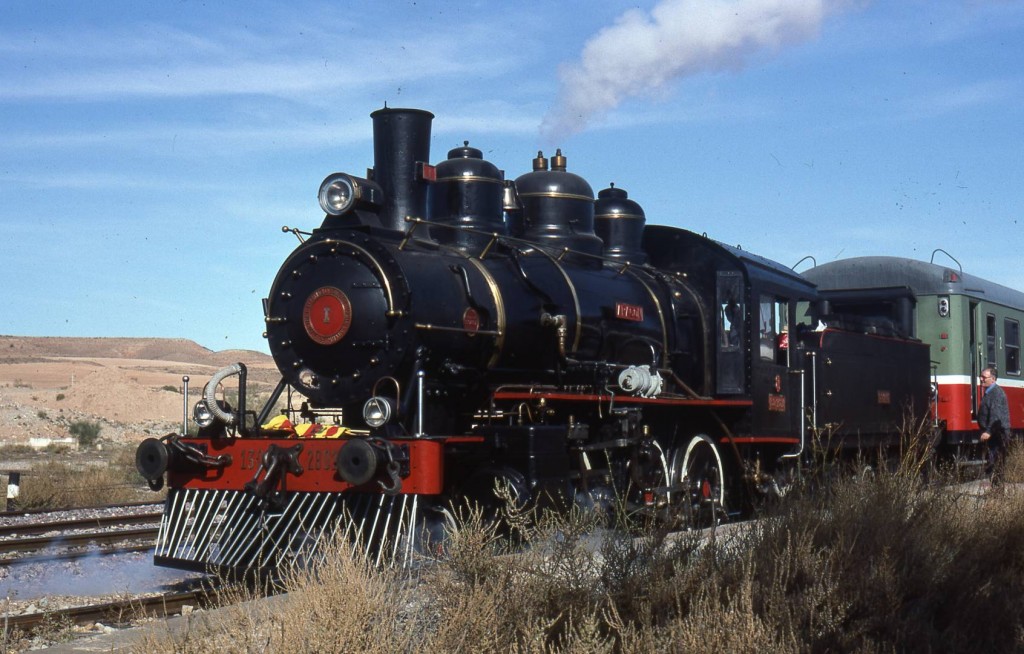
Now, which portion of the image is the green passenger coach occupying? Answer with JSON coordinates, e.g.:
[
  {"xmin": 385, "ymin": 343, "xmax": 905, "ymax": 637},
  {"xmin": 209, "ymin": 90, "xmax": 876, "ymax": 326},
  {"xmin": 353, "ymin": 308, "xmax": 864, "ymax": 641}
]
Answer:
[{"xmin": 804, "ymin": 256, "xmax": 1024, "ymax": 452}]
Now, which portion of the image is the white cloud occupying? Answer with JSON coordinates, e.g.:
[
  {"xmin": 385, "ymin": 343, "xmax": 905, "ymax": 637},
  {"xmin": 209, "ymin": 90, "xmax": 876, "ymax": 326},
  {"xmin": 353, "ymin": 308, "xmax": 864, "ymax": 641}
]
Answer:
[
  {"xmin": 0, "ymin": 17, "xmax": 510, "ymax": 103},
  {"xmin": 542, "ymin": 0, "xmax": 865, "ymax": 139},
  {"xmin": 897, "ymin": 78, "xmax": 1021, "ymax": 119},
  {"xmin": 1, "ymin": 53, "xmax": 473, "ymax": 103}
]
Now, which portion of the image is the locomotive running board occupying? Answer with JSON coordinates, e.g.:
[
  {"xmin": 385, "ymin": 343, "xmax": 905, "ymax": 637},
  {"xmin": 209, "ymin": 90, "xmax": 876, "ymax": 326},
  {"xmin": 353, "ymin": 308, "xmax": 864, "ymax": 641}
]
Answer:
[{"xmin": 153, "ymin": 488, "xmax": 424, "ymax": 574}]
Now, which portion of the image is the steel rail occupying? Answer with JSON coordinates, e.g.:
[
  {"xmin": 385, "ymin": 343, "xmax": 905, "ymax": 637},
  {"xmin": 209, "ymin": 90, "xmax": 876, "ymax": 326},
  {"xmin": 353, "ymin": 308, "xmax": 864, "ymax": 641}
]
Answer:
[
  {"xmin": 2, "ymin": 589, "xmax": 209, "ymax": 634},
  {"xmin": 0, "ymin": 500, "xmax": 161, "ymax": 519},
  {"xmin": 0, "ymin": 526, "xmax": 158, "ymax": 555},
  {"xmin": 0, "ymin": 543, "xmax": 153, "ymax": 567},
  {"xmin": 0, "ymin": 510, "xmax": 162, "ymax": 538}
]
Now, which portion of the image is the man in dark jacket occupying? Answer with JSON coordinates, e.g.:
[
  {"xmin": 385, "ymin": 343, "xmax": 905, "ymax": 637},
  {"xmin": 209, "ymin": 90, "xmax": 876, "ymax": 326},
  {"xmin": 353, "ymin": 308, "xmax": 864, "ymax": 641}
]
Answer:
[{"xmin": 978, "ymin": 367, "xmax": 1011, "ymax": 484}]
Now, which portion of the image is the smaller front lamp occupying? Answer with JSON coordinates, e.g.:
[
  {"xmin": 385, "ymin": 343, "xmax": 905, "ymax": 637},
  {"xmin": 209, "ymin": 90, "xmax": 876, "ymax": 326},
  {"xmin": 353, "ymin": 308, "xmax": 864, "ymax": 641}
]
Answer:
[
  {"xmin": 193, "ymin": 400, "xmax": 215, "ymax": 429},
  {"xmin": 362, "ymin": 396, "xmax": 393, "ymax": 428}
]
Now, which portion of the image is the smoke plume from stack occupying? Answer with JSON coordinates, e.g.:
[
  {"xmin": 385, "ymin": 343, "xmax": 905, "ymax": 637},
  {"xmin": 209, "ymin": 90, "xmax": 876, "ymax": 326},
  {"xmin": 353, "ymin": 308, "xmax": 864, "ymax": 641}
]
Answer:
[{"xmin": 542, "ymin": 0, "xmax": 855, "ymax": 139}]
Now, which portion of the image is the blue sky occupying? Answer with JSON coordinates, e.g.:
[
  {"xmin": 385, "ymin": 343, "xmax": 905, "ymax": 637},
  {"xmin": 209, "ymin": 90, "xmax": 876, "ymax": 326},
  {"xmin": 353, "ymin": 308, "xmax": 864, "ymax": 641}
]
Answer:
[{"xmin": 2, "ymin": 0, "xmax": 1022, "ymax": 353}]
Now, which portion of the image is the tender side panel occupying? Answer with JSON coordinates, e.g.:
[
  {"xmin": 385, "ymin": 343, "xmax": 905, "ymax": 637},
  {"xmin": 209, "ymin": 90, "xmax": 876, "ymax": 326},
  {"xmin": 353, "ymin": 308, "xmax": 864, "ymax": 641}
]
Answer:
[{"xmin": 812, "ymin": 329, "xmax": 931, "ymax": 439}]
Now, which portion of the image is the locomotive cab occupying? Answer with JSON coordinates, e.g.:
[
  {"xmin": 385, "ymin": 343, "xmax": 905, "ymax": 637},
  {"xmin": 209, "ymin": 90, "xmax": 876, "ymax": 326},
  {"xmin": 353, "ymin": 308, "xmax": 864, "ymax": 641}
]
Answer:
[{"xmin": 642, "ymin": 225, "xmax": 817, "ymax": 438}]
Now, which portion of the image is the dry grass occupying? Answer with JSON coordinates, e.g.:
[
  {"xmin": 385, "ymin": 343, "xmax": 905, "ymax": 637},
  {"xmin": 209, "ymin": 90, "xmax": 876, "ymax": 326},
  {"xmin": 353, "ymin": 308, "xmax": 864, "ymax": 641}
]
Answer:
[
  {"xmin": 1, "ymin": 611, "xmax": 77, "ymax": 652},
  {"xmin": 1001, "ymin": 441, "xmax": 1024, "ymax": 483},
  {"xmin": 130, "ymin": 446, "xmax": 1024, "ymax": 654},
  {"xmin": 14, "ymin": 445, "xmax": 152, "ymax": 509}
]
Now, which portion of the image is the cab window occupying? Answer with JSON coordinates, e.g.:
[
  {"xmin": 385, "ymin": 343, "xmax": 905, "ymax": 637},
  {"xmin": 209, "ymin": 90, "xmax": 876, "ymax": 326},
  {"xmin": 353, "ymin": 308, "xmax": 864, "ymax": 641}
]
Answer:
[
  {"xmin": 718, "ymin": 275, "xmax": 743, "ymax": 351},
  {"xmin": 759, "ymin": 296, "xmax": 789, "ymax": 365}
]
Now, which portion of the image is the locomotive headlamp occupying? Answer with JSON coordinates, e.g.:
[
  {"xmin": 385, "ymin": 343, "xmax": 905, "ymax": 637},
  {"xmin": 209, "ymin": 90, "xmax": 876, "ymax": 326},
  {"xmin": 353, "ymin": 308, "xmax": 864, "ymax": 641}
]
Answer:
[
  {"xmin": 193, "ymin": 399, "xmax": 216, "ymax": 429},
  {"xmin": 318, "ymin": 173, "xmax": 357, "ymax": 216},
  {"xmin": 362, "ymin": 396, "xmax": 394, "ymax": 428}
]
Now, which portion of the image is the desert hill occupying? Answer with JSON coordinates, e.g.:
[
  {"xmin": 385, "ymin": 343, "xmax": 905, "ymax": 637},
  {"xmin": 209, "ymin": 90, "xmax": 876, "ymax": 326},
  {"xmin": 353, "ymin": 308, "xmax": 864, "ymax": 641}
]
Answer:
[
  {"xmin": 0, "ymin": 336, "xmax": 279, "ymax": 445},
  {"xmin": 0, "ymin": 335, "xmax": 267, "ymax": 367}
]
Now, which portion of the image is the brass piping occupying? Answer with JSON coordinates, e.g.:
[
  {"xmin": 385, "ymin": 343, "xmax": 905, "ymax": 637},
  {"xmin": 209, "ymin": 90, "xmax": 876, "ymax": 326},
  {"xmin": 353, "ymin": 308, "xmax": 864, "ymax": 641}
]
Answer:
[
  {"xmin": 407, "ymin": 216, "xmax": 634, "ymax": 269},
  {"xmin": 414, "ymin": 322, "xmax": 503, "ymax": 337},
  {"xmin": 666, "ymin": 369, "xmax": 704, "ymax": 400},
  {"xmin": 326, "ymin": 238, "xmax": 399, "ymax": 317},
  {"xmin": 398, "ymin": 217, "xmax": 421, "ymax": 251},
  {"xmin": 626, "ymin": 269, "xmax": 669, "ymax": 368},
  {"xmin": 479, "ymin": 233, "xmax": 500, "ymax": 260},
  {"xmin": 463, "ymin": 255, "xmax": 507, "ymax": 369},
  {"xmin": 541, "ymin": 313, "xmax": 568, "ymax": 359},
  {"xmin": 518, "ymin": 191, "xmax": 594, "ymax": 202},
  {"xmin": 434, "ymin": 175, "xmax": 504, "ymax": 184},
  {"xmin": 531, "ymin": 248, "xmax": 582, "ymax": 354}
]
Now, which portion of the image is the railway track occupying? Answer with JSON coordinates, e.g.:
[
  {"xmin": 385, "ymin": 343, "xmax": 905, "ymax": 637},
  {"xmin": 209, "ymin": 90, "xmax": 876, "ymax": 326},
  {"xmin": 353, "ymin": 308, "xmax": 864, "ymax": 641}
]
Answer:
[
  {"xmin": 0, "ymin": 542, "xmax": 153, "ymax": 567},
  {"xmin": 0, "ymin": 507, "xmax": 163, "ymax": 539},
  {"xmin": 2, "ymin": 588, "xmax": 209, "ymax": 634},
  {"xmin": 0, "ymin": 505, "xmax": 162, "ymax": 565},
  {"xmin": 0, "ymin": 526, "xmax": 158, "ymax": 555},
  {"xmin": 0, "ymin": 500, "xmax": 161, "ymax": 520},
  {"xmin": 0, "ymin": 502, "xmax": 221, "ymax": 643}
]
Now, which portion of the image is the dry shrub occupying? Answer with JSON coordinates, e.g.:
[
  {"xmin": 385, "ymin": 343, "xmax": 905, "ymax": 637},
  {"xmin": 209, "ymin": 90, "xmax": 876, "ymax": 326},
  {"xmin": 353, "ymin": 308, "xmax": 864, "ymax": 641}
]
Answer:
[
  {"xmin": 109, "ymin": 443, "xmax": 166, "ymax": 501},
  {"xmin": 421, "ymin": 500, "xmax": 616, "ymax": 652},
  {"xmin": 131, "ymin": 443, "xmax": 1024, "ymax": 653},
  {"xmin": 429, "ymin": 460, "xmax": 1024, "ymax": 652},
  {"xmin": 132, "ymin": 535, "xmax": 422, "ymax": 654},
  {"xmin": 1000, "ymin": 440, "xmax": 1024, "ymax": 483},
  {"xmin": 725, "ymin": 464, "xmax": 1024, "ymax": 653},
  {"xmin": 0, "ymin": 443, "xmax": 35, "ymax": 457},
  {"xmin": 17, "ymin": 455, "xmax": 144, "ymax": 509},
  {"xmin": 17, "ymin": 612, "xmax": 77, "ymax": 651}
]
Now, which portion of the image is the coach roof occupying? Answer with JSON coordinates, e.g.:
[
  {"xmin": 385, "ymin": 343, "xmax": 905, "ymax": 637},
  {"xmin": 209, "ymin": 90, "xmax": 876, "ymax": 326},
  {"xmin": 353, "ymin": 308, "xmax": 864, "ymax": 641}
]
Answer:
[{"xmin": 804, "ymin": 256, "xmax": 1024, "ymax": 311}]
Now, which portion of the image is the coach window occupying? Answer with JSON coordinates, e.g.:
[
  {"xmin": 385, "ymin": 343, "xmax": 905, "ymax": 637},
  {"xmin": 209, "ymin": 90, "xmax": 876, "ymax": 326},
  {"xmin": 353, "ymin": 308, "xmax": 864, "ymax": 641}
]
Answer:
[
  {"xmin": 1006, "ymin": 318, "xmax": 1020, "ymax": 375},
  {"xmin": 986, "ymin": 313, "xmax": 997, "ymax": 368}
]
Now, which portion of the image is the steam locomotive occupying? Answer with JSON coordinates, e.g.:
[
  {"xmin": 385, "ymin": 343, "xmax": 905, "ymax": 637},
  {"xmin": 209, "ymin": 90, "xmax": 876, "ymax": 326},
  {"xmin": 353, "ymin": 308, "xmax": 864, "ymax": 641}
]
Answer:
[{"xmin": 135, "ymin": 107, "xmax": 935, "ymax": 574}]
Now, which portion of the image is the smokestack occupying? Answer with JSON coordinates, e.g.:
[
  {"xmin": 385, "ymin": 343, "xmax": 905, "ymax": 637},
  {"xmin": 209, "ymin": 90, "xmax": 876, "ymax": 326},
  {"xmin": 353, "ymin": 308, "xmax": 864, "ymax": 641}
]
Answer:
[{"xmin": 370, "ymin": 107, "xmax": 434, "ymax": 232}]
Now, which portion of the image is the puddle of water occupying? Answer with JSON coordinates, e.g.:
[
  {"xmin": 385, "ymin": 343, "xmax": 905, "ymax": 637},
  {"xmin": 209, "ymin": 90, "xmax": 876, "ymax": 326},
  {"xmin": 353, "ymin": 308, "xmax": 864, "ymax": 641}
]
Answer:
[{"xmin": 0, "ymin": 550, "xmax": 205, "ymax": 601}]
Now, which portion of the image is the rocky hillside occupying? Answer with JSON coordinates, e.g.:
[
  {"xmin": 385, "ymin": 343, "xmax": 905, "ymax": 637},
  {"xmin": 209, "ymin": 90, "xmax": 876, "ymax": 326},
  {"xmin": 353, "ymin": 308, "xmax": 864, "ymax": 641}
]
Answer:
[
  {"xmin": 0, "ymin": 335, "xmax": 266, "ymax": 367},
  {"xmin": 0, "ymin": 336, "xmax": 278, "ymax": 445}
]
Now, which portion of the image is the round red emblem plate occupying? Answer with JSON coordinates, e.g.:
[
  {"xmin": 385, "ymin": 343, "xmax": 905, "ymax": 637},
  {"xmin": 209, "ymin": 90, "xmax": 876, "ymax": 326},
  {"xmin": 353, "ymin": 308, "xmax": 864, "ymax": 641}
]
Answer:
[
  {"xmin": 303, "ymin": 287, "xmax": 353, "ymax": 345},
  {"xmin": 462, "ymin": 307, "xmax": 480, "ymax": 335}
]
